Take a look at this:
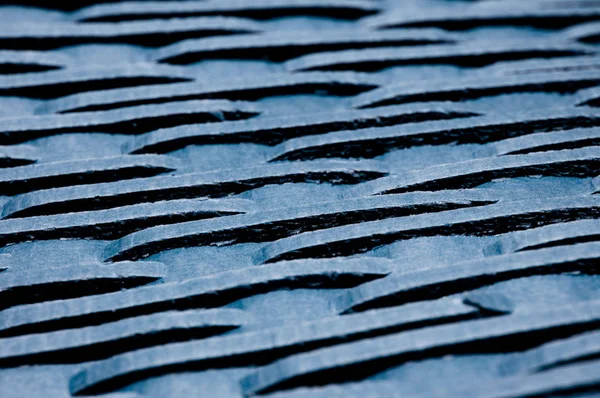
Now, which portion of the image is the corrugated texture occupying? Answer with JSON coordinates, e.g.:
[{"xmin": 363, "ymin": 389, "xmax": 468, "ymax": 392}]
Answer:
[{"xmin": 1, "ymin": 1, "xmax": 600, "ymax": 397}]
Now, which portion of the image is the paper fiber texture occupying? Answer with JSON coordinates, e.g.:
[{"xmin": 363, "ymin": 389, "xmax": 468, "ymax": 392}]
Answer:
[{"xmin": 1, "ymin": 0, "xmax": 600, "ymax": 397}]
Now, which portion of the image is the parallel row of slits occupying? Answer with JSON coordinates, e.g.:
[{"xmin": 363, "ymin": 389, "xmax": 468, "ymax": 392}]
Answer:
[{"xmin": 2, "ymin": 1, "xmax": 600, "ymax": 398}]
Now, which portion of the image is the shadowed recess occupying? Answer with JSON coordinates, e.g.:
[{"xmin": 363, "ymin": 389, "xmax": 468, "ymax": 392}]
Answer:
[{"xmin": 0, "ymin": 258, "xmax": 392, "ymax": 337}]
